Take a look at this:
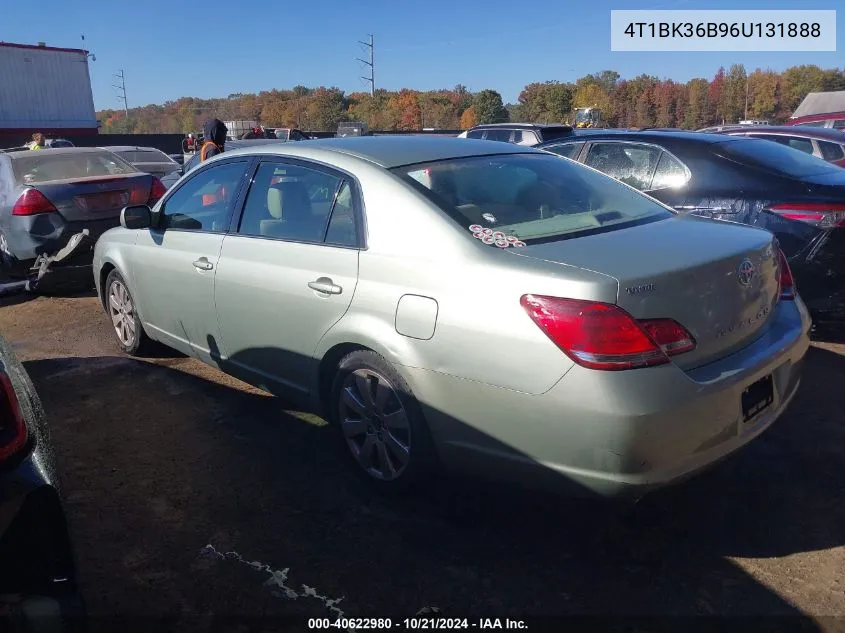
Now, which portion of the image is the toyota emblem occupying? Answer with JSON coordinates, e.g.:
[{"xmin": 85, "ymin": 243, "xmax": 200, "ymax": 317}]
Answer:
[{"xmin": 737, "ymin": 259, "xmax": 755, "ymax": 286}]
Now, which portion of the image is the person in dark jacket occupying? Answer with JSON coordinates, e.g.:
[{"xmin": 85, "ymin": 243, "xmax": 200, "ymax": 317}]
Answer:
[{"xmin": 200, "ymin": 119, "xmax": 228, "ymax": 162}]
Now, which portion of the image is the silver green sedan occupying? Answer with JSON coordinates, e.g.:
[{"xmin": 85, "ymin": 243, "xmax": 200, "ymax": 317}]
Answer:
[{"xmin": 92, "ymin": 137, "xmax": 811, "ymax": 499}]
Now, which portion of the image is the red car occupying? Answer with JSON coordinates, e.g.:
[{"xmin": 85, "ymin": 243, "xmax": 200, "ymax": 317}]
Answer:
[
  {"xmin": 722, "ymin": 125, "xmax": 845, "ymax": 168},
  {"xmin": 785, "ymin": 112, "xmax": 845, "ymax": 131}
]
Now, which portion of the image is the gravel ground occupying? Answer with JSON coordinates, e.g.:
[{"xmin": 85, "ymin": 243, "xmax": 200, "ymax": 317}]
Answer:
[{"xmin": 1, "ymin": 290, "xmax": 843, "ymax": 632}]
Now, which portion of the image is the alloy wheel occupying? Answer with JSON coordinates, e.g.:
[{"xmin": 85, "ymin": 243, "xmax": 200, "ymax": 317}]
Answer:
[
  {"xmin": 108, "ymin": 279, "xmax": 136, "ymax": 347},
  {"xmin": 338, "ymin": 369, "xmax": 412, "ymax": 481}
]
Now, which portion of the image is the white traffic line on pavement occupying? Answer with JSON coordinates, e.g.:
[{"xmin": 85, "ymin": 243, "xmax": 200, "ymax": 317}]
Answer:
[{"xmin": 201, "ymin": 544, "xmax": 353, "ymax": 628}]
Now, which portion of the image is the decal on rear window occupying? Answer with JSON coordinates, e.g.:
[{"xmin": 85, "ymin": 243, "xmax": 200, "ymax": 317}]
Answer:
[{"xmin": 469, "ymin": 224, "xmax": 526, "ymax": 248}]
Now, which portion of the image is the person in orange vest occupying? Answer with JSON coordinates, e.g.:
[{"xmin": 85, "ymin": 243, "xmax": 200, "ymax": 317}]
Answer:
[{"xmin": 200, "ymin": 118, "xmax": 227, "ymax": 162}]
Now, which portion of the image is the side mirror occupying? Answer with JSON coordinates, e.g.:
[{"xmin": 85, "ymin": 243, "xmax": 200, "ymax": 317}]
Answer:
[{"xmin": 120, "ymin": 205, "xmax": 152, "ymax": 230}]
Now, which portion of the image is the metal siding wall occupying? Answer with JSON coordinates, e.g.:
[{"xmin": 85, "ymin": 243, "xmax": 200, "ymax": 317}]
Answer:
[{"xmin": 0, "ymin": 47, "xmax": 97, "ymax": 129}]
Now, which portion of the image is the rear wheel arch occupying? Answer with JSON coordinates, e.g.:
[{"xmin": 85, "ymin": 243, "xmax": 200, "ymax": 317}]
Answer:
[{"xmin": 316, "ymin": 338, "xmax": 419, "ymax": 415}]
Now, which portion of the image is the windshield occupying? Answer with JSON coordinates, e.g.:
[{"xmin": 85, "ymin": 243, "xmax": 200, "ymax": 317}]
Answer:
[
  {"xmin": 716, "ymin": 137, "xmax": 839, "ymax": 178},
  {"xmin": 12, "ymin": 150, "xmax": 138, "ymax": 184},
  {"xmin": 575, "ymin": 110, "xmax": 591, "ymax": 124},
  {"xmin": 393, "ymin": 153, "xmax": 672, "ymax": 244}
]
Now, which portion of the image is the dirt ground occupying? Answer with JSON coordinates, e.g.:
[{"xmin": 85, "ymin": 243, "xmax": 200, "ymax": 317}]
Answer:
[{"xmin": 1, "ymin": 290, "xmax": 844, "ymax": 632}]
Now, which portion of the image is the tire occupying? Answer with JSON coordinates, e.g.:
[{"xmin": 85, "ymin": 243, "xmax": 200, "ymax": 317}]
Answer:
[
  {"xmin": 329, "ymin": 350, "xmax": 437, "ymax": 493},
  {"xmin": 104, "ymin": 270, "xmax": 151, "ymax": 356}
]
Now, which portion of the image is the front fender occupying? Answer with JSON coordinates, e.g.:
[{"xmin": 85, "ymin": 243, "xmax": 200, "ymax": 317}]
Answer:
[{"xmin": 93, "ymin": 232, "xmax": 144, "ymax": 323}]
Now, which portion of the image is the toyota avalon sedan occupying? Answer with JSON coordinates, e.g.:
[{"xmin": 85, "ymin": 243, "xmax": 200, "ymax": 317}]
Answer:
[{"xmin": 92, "ymin": 137, "xmax": 810, "ymax": 499}]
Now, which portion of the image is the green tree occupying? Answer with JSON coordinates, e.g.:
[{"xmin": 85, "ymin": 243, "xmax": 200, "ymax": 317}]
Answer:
[
  {"xmin": 472, "ymin": 89, "xmax": 509, "ymax": 124},
  {"xmin": 683, "ymin": 78, "xmax": 710, "ymax": 129},
  {"xmin": 720, "ymin": 63, "xmax": 747, "ymax": 123},
  {"xmin": 747, "ymin": 70, "xmax": 779, "ymax": 121},
  {"xmin": 305, "ymin": 87, "xmax": 347, "ymax": 131}
]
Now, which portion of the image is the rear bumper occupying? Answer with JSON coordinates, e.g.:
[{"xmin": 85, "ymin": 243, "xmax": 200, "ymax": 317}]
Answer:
[
  {"xmin": 408, "ymin": 297, "xmax": 812, "ymax": 499},
  {"xmin": 2, "ymin": 214, "xmax": 119, "ymax": 263},
  {"xmin": 0, "ymin": 454, "xmax": 84, "ymax": 628}
]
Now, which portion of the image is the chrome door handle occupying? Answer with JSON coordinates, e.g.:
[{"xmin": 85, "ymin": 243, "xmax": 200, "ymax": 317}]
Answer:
[
  {"xmin": 193, "ymin": 258, "xmax": 213, "ymax": 271},
  {"xmin": 308, "ymin": 277, "xmax": 342, "ymax": 295}
]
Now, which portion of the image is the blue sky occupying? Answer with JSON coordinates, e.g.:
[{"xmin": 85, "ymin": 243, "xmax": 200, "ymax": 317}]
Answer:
[{"xmin": 2, "ymin": 0, "xmax": 841, "ymax": 110}]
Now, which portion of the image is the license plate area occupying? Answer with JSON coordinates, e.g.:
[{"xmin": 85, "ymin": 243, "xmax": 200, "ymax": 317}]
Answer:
[
  {"xmin": 74, "ymin": 191, "xmax": 129, "ymax": 212},
  {"xmin": 742, "ymin": 374, "xmax": 774, "ymax": 422}
]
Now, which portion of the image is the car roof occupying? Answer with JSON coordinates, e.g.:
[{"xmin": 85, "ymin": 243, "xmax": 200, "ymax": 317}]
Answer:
[
  {"xmin": 99, "ymin": 145, "xmax": 165, "ymax": 152},
  {"xmin": 539, "ymin": 129, "xmax": 734, "ymax": 145},
  {"xmin": 4, "ymin": 146, "xmax": 111, "ymax": 159},
  {"xmin": 221, "ymin": 136, "xmax": 537, "ymax": 168},
  {"xmin": 723, "ymin": 126, "xmax": 845, "ymax": 140},
  {"xmin": 468, "ymin": 122, "xmax": 571, "ymax": 130}
]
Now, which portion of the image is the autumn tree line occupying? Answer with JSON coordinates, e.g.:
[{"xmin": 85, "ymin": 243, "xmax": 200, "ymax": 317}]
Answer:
[{"xmin": 97, "ymin": 63, "xmax": 845, "ymax": 134}]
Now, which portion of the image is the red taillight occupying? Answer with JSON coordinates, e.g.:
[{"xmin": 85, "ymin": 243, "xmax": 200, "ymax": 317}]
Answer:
[
  {"xmin": 777, "ymin": 248, "xmax": 796, "ymax": 300},
  {"xmin": 0, "ymin": 371, "xmax": 28, "ymax": 462},
  {"xmin": 11, "ymin": 189, "xmax": 58, "ymax": 216},
  {"xmin": 766, "ymin": 202, "xmax": 845, "ymax": 229},
  {"xmin": 520, "ymin": 295, "xmax": 696, "ymax": 371},
  {"xmin": 148, "ymin": 177, "xmax": 166, "ymax": 206}
]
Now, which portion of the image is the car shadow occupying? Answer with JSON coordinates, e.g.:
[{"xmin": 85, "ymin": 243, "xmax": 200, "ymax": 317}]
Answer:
[{"xmin": 21, "ymin": 345, "xmax": 844, "ymax": 629}]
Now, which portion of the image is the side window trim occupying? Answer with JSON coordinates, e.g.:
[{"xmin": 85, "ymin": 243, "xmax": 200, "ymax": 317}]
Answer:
[
  {"xmin": 229, "ymin": 155, "xmax": 367, "ymax": 250},
  {"xmin": 647, "ymin": 149, "xmax": 692, "ymax": 191},
  {"xmin": 319, "ymin": 178, "xmax": 347, "ymax": 243},
  {"xmin": 155, "ymin": 157, "xmax": 253, "ymax": 234}
]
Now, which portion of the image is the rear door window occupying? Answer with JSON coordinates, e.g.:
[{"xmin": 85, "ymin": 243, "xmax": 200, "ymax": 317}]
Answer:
[
  {"xmin": 795, "ymin": 121, "xmax": 827, "ymax": 127},
  {"xmin": 833, "ymin": 120, "xmax": 845, "ymax": 130},
  {"xmin": 649, "ymin": 151, "xmax": 689, "ymax": 190},
  {"xmin": 467, "ymin": 130, "xmax": 485, "ymax": 139},
  {"xmin": 748, "ymin": 134, "xmax": 815, "ymax": 155},
  {"xmin": 818, "ymin": 140, "xmax": 845, "ymax": 161},
  {"xmin": 542, "ymin": 142, "xmax": 584, "ymax": 160},
  {"xmin": 584, "ymin": 142, "xmax": 661, "ymax": 191}
]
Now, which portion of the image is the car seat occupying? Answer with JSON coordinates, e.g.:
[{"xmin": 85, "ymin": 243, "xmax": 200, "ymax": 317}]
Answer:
[{"xmin": 261, "ymin": 181, "xmax": 320, "ymax": 241}]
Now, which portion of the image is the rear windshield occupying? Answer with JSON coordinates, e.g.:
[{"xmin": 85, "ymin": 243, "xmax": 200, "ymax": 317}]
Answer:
[
  {"xmin": 716, "ymin": 137, "xmax": 839, "ymax": 178},
  {"xmin": 134, "ymin": 150, "xmax": 170, "ymax": 162},
  {"xmin": 392, "ymin": 153, "xmax": 672, "ymax": 245},
  {"xmin": 12, "ymin": 150, "xmax": 138, "ymax": 184}
]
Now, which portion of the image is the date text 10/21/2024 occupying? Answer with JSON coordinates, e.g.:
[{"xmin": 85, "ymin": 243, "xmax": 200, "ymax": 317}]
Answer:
[{"xmin": 307, "ymin": 617, "xmax": 529, "ymax": 630}]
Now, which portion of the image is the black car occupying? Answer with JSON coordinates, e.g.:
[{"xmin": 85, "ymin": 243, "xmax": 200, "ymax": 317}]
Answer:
[
  {"xmin": 0, "ymin": 331, "xmax": 84, "ymax": 631},
  {"xmin": 536, "ymin": 130, "xmax": 845, "ymax": 327}
]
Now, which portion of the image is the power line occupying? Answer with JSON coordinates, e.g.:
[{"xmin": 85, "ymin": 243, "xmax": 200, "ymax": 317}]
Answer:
[
  {"xmin": 113, "ymin": 69, "xmax": 129, "ymax": 124},
  {"xmin": 357, "ymin": 34, "xmax": 374, "ymax": 96}
]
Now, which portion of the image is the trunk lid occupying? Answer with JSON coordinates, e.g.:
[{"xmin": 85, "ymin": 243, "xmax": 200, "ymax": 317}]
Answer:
[
  {"xmin": 509, "ymin": 214, "xmax": 781, "ymax": 370},
  {"xmin": 33, "ymin": 174, "xmax": 153, "ymax": 223}
]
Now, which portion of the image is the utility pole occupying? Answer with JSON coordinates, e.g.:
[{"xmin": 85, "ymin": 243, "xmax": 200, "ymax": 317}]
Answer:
[
  {"xmin": 357, "ymin": 34, "xmax": 374, "ymax": 96},
  {"xmin": 744, "ymin": 75, "xmax": 749, "ymax": 121},
  {"xmin": 113, "ymin": 69, "xmax": 129, "ymax": 129}
]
